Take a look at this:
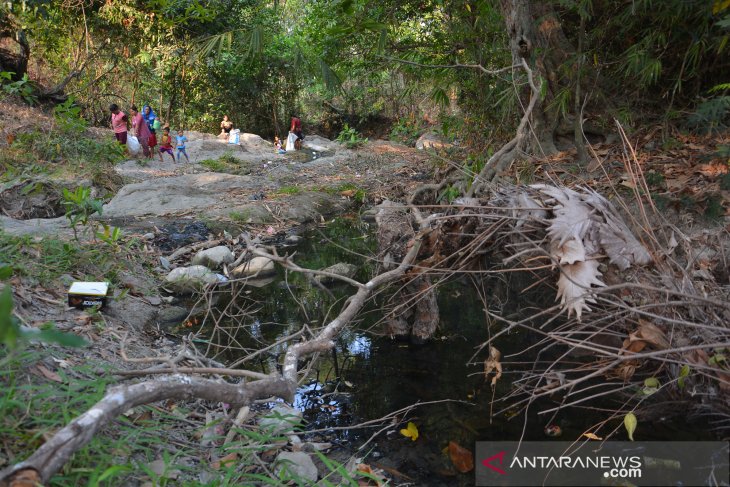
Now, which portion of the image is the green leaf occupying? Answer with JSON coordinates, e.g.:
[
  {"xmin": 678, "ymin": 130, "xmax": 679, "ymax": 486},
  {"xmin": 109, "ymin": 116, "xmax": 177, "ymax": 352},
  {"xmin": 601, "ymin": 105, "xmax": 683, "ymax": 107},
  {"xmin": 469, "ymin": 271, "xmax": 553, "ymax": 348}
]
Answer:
[
  {"xmin": 678, "ymin": 364, "xmax": 690, "ymax": 389},
  {"xmin": 624, "ymin": 412, "xmax": 637, "ymax": 441},
  {"xmin": 642, "ymin": 377, "xmax": 660, "ymax": 395},
  {"xmin": 0, "ymin": 264, "xmax": 13, "ymax": 280},
  {"xmin": 21, "ymin": 326, "xmax": 89, "ymax": 348},
  {"xmin": 0, "ymin": 286, "xmax": 20, "ymax": 349}
]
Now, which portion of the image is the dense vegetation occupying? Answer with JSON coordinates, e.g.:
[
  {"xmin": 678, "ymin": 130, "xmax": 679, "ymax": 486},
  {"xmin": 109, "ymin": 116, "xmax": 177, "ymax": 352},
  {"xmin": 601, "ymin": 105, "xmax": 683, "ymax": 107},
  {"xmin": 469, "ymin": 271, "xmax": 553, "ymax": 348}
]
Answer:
[{"xmin": 1, "ymin": 0, "xmax": 728, "ymax": 142}]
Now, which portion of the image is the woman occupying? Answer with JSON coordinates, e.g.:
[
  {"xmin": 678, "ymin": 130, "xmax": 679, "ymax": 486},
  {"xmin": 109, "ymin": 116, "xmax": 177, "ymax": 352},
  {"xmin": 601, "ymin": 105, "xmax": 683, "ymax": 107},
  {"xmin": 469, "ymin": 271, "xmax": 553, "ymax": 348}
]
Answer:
[
  {"xmin": 130, "ymin": 105, "xmax": 152, "ymax": 158},
  {"xmin": 220, "ymin": 115, "xmax": 233, "ymax": 135},
  {"xmin": 290, "ymin": 114, "xmax": 303, "ymax": 150},
  {"xmin": 109, "ymin": 104, "xmax": 128, "ymax": 147},
  {"xmin": 142, "ymin": 105, "xmax": 157, "ymax": 131}
]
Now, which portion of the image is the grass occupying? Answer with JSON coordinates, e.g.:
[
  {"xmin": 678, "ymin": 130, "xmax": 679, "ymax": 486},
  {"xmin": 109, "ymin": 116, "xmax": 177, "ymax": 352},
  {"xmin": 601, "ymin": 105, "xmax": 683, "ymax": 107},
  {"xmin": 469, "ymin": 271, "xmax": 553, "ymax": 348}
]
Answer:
[
  {"xmin": 0, "ymin": 230, "xmax": 152, "ymax": 289},
  {"xmin": 199, "ymin": 152, "xmax": 251, "ymax": 175},
  {"xmin": 276, "ymin": 185, "xmax": 302, "ymax": 195}
]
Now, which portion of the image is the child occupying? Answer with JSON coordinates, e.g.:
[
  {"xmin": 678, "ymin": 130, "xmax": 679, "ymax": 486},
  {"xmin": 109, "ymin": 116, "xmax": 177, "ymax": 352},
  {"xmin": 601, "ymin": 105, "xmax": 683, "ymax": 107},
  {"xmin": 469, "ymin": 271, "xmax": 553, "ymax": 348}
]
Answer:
[
  {"xmin": 274, "ymin": 136, "xmax": 286, "ymax": 154},
  {"xmin": 176, "ymin": 130, "xmax": 190, "ymax": 163},
  {"xmin": 158, "ymin": 127, "xmax": 175, "ymax": 163}
]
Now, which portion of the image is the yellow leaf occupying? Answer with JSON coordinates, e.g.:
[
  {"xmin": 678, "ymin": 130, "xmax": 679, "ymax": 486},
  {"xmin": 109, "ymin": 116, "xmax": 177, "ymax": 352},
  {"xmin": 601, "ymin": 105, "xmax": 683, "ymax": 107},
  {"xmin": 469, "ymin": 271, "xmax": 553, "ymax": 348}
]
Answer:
[
  {"xmin": 465, "ymin": 3, "xmax": 471, "ymax": 12},
  {"xmin": 582, "ymin": 432, "xmax": 603, "ymax": 441},
  {"xmin": 400, "ymin": 421, "xmax": 419, "ymax": 441},
  {"xmin": 624, "ymin": 412, "xmax": 637, "ymax": 441},
  {"xmin": 713, "ymin": 0, "xmax": 730, "ymax": 14}
]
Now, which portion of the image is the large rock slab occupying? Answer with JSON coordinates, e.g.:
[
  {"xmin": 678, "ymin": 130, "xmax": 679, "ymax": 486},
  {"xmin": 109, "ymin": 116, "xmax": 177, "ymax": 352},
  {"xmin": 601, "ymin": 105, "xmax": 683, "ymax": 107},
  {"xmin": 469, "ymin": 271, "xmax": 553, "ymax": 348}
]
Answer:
[
  {"xmin": 102, "ymin": 173, "xmax": 255, "ymax": 219},
  {"xmin": 191, "ymin": 246, "xmax": 234, "ymax": 269},
  {"xmin": 303, "ymin": 135, "xmax": 339, "ymax": 153},
  {"xmin": 0, "ymin": 216, "xmax": 71, "ymax": 237}
]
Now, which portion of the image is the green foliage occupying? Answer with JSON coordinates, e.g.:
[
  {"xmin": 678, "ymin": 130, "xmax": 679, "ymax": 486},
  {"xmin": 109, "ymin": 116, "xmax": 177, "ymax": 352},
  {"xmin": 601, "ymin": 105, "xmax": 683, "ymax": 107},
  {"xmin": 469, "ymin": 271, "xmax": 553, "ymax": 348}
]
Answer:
[
  {"xmin": 437, "ymin": 184, "xmax": 461, "ymax": 204},
  {"xmin": 0, "ymin": 71, "xmax": 37, "ymax": 105},
  {"xmin": 687, "ymin": 96, "xmax": 730, "ymax": 133},
  {"xmin": 53, "ymin": 97, "xmax": 88, "ymax": 134},
  {"xmin": 62, "ymin": 186, "xmax": 103, "ymax": 240},
  {"xmin": 200, "ymin": 153, "xmax": 251, "ymax": 174},
  {"xmin": 389, "ymin": 117, "xmax": 426, "ymax": 145},
  {"xmin": 336, "ymin": 124, "xmax": 368, "ymax": 148}
]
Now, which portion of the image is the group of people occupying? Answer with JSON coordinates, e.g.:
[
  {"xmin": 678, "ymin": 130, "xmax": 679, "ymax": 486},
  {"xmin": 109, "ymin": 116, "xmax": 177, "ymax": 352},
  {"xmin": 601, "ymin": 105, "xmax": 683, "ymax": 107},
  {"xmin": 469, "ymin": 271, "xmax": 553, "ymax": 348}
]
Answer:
[
  {"xmin": 274, "ymin": 115, "xmax": 304, "ymax": 152},
  {"xmin": 110, "ymin": 104, "xmax": 189, "ymax": 163},
  {"xmin": 112, "ymin": 105, "xmax": 304, "ymax": 160}
]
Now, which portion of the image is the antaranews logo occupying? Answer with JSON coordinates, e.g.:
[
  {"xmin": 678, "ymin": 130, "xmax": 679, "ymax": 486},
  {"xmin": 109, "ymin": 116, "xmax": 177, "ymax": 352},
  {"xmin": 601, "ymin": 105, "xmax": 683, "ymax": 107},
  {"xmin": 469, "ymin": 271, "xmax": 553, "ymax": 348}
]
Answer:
[{"xmin": 475, "ymin": 441, "xmax": 729, "ymax": 487}]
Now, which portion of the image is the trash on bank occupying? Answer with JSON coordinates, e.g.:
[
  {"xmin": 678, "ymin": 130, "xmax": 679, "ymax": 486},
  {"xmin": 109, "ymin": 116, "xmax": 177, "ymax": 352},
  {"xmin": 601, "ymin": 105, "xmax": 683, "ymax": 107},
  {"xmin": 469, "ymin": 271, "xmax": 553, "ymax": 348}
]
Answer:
[{"xmin": 67, "ymin": 281, "xmax": 110, "ymax": 309}]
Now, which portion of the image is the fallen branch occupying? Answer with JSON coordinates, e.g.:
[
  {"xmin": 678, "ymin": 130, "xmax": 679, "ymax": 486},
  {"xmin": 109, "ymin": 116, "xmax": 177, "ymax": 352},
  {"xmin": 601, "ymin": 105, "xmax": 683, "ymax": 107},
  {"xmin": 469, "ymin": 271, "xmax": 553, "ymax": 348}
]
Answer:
[{"xmin": 1, "ymin": 229, "xmax": 424, "ymax": 485}]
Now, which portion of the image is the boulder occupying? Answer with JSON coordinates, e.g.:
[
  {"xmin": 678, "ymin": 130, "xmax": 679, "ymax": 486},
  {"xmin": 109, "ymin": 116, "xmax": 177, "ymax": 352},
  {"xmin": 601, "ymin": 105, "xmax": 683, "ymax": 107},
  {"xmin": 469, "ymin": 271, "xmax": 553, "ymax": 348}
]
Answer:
[
  {"xmin": 274, "ymin": 451, "xmax": 318, "ymax": 484},
  {"xmin": 415, "ymin": 132, "xmax": 453, "ymax": 150},
  {"xmin": 303, "ymin": 135, "xmax": 339, "ymax": 153},
  {"xmin": 314, "ymin": 262, "xmax": 358, "ymax": 285},
  {"xmin": 231, "ymin": 256, "xmax": 276, "ymax": 278},
  {"xmin": 259, "ymin": 404, "xmax": 303, "ymax": 435},
  {"xmin": 165, "ymin": 265, "xmax": 219, "ymax": 293},
  {"xmin": 191, "ymin": 245, "xmax": 234, "ymax": 269}
]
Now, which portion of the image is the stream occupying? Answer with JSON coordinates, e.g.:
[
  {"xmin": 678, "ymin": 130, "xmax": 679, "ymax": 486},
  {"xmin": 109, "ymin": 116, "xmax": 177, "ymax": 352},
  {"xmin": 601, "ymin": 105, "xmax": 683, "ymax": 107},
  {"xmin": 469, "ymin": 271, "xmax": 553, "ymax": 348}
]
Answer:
[{"xmin": 196, "ymin": 215, "xmax": 713, "ymax": 486}]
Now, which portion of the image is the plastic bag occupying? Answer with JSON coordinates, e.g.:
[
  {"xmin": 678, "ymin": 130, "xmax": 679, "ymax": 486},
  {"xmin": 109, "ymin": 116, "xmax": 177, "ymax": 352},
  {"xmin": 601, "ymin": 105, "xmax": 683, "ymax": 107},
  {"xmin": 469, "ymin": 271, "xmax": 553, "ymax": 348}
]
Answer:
[
  {"xmin": 286, "ymin": 131, "xmax": 298, "ymax": 151},
  {"xmin": 228, "ymin": 129, "xmax": 240, "ymax": 145},
  {"xmin": 127, "ymin": 135, "xmax": 141, "ymax": 155},
  {"xmin": 152, "ymin": 119, "xmax": 161, "ymax": 131}
]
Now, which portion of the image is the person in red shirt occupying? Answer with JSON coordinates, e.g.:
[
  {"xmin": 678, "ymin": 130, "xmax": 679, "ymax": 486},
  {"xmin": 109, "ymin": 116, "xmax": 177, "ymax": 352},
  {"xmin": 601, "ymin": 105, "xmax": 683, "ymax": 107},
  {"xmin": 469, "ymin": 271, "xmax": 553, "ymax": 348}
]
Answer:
[{"xmin": 290, "ymin": 114, "xmax": 303, "ymax": 150}]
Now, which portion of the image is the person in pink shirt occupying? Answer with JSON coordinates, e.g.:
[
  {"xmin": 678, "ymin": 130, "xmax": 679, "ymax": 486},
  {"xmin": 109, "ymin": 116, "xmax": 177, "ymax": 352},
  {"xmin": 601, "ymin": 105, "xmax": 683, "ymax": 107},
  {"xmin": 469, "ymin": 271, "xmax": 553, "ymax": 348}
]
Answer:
[
  {"xmin": 130, "ymin": 105, "xmax": 151, "ymax": 158},
  {"xmin": 110, "ymin": 104, "xmax": 128, "ymax": 147}
]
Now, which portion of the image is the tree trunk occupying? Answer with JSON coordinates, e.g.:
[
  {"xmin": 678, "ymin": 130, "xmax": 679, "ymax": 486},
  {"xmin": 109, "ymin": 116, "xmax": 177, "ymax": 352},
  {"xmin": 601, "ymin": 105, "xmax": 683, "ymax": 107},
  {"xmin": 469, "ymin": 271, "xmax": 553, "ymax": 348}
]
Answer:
[
  {"xmin": 500, "ymin": 0, "xmax": 576, "ymax": 156},
  {"xmin": 0, "ymin": 12, "xmax": 30, "ymax": 82}
]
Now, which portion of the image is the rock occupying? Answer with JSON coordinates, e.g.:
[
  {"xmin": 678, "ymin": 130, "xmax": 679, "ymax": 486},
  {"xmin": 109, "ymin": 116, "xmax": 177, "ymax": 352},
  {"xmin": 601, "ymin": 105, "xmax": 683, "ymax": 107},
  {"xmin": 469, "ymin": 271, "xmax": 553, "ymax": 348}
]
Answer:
[
  {"xmin": 144, "ymin": 296, "xmax": 162, "ymax": 306},
  {"xmin": 159, "ymin": 256, "xmax": 171, "ymax": 270},
  {"xmin": 245, "ymin": 276, "xmax": 277, "ymax": 288},
  {"xmin": 231, "ymin": 256, "xmax": 276, "ymax": 278},
  {"xmin": 284, "ymin": 234, "xmax": 303, "ymax": 245},
  {"xmin": 0, "ymin": 215, "xmax": 71, "ymax": 237},
  {"xmin": 314, "ymin": 262, "xmax": 358, "ymax": 284},
  {"xmin": 259, "ymin": 404, "xmax": 303, "ymax": 435},
  {"xmin": 118, "ymin": 271, "xmax": 149, "ymax": 294},
  {"xmin": 142, "ymin": 232, "xmax": 155, "ymax": 240},
  {"xmin": 165, "ymin": 265, "xmax": 219, "ymax": 293},
  {"xmin": 157, "ymin": 306, "xmax": 189, "ymax": 326},
  {"xmin": 274, "ymin": 451, "xmax": 318, "ymax": 484},
  {"xmin": 105, "ymin": 296, "xmax": 158, "ymax": 332},
  {"xmin": 102, "ymin": 173, "xmax": 255, "ymax": 219},
  {"xmin": 303, "ymin": 135, "xmax": 339, "ymax": 153},
  {"xmin": 191, "ymin": 246, "xmax": 234, "ymax": 269},
  {"xmin": 415, "ymin": 132, "xmax": 453, "ymax": 150}
]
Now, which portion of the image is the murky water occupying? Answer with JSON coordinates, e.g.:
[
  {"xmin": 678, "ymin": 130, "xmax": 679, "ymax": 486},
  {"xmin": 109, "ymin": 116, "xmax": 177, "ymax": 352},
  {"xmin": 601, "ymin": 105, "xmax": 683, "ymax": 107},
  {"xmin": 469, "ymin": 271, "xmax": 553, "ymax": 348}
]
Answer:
[{"xmin": 200, "ymin": 216, "xmax": 713, "ymax": 486}]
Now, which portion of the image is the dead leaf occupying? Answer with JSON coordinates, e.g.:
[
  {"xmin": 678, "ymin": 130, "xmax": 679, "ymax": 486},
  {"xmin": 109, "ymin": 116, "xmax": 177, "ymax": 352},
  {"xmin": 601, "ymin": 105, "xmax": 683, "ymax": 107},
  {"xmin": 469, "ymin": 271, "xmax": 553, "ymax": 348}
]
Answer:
[
  {"xmin": 147, "ymin": 459, "xmax": 180, "ymax": 479},
  {"xmin": 484, "ymin": 346, "xmax": 502, "ymax": 386},
  {"xmin": 448, "ymin": 441, "xmax": 474, "ymax": 473},
  {"xmin": 696, "ymin": 163, "xmax": 729, "ymax": 177},
  {"xmin": 8, "ymin": 468, "xmax": 40, "ymax": 487},
  {"xmin": 582, "ymin": 432, "xmax": 603, "ymax": 440},
  {"xmin": 212, "ymin": 452, "xmax": 238, "ymax": 470},
  {"xmin": 341, "ymin": 189, "xmax": 356, "ymax": 197},
  {"xmin": 356, "ymin": 463, "xmax": 387, "ymax": 486},
  {"xmin": 35, "ymin": 364, "xmax": 63, "ymax": 383},
  {"xmin": 637, "ymin": 320, "xmax": 669, "ymax": 349}
]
